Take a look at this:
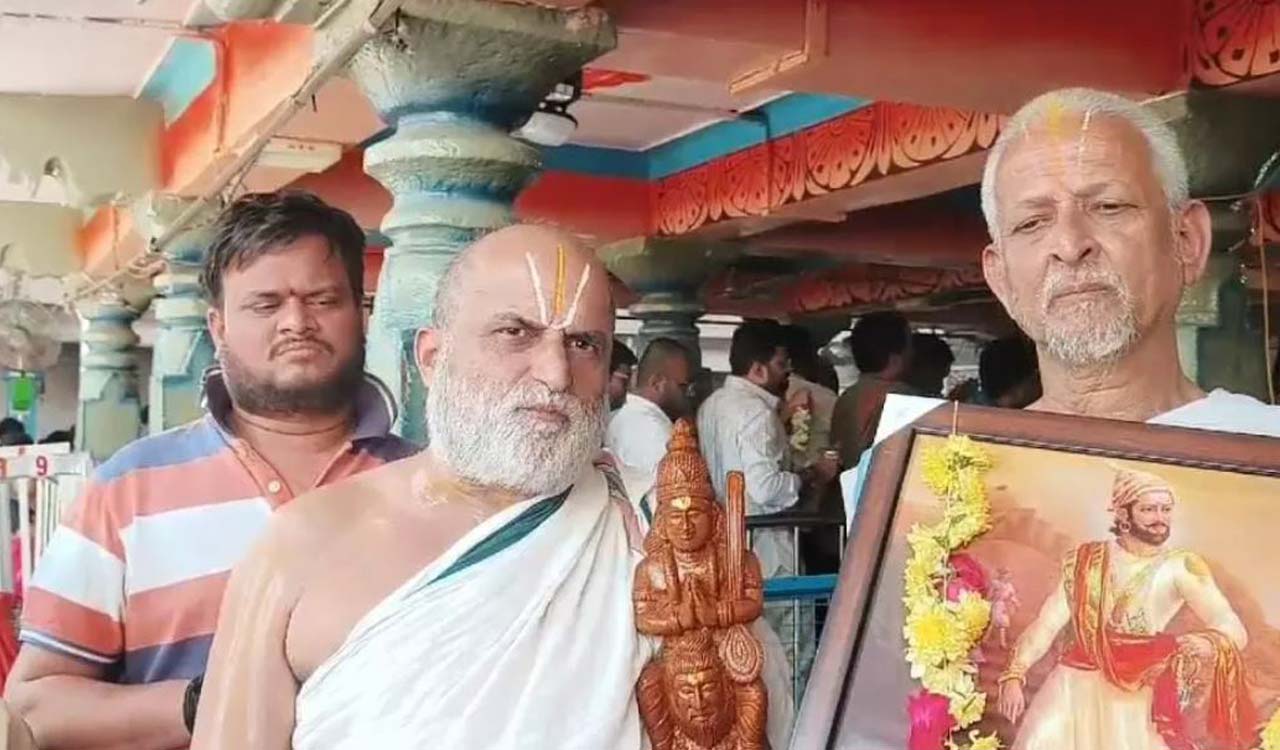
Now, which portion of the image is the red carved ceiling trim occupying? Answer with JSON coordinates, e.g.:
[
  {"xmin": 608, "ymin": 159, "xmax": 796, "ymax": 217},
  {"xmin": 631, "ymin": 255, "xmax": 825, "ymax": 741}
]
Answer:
[
  {"xmin": 653, "ymin": 101, "xmax": 1002, "ymax": 236},
  {"xmin": 702, "ymin": 263, "xmax": 987, "ymax": 317},
  {"xmin": 1188, "ymin": 0, "xmax": 1280, "ymax": 87},
  {"xmin": 782, "ymin": 264, "xmax": 987, "ymax": 315}
]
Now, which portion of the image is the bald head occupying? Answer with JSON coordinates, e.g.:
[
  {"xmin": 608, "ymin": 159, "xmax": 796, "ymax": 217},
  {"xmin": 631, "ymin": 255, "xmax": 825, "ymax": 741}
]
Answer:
[
  {"xmin": 635, "ymin": 337, "xmax": 694, "ymax": 420},
  {"xmin": 433, "ymin": 224, "xmax": 613, "ymax": 332}
]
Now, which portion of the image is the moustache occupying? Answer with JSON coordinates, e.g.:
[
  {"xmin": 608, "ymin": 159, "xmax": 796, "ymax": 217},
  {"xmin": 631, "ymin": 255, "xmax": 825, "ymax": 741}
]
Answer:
[
  {"xmin": 270, "ymin": 338, "xmax": 333, "ymax": 358},
  {"xmin": 504, "ymin": 383, "xmax": 598, "ymax": 422},
  {"xmin": 1042, "ymin": 271, "xmax": 1122, "ymax": 305}
]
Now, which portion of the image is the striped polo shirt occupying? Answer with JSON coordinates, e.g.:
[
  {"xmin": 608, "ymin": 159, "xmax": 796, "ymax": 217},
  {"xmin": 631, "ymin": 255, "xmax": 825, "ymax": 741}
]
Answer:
[{"xmin": 20, "ymin": 370, "xmax": 419, "ymax": 684}]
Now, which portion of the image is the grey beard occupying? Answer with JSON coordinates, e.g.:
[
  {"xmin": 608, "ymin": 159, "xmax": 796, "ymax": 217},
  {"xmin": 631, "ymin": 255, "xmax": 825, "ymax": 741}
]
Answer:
[
  {"xmin": 425, "ymin": 343, "xmax": 606, "ymax": 497},
  {"xmin": 1014, "ymin": 265, "xmax": 1140, "ymax": 368}
]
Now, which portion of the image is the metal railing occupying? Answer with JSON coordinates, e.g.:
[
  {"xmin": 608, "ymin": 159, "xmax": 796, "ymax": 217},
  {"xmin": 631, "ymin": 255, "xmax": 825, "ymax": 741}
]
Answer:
[
  {"xmin": 0, "ymin": 444, "xmax": 92, "ymax": 596},
  {"xmin": 747, "ymin": 510, "xmax": 844, "ymax": 705}
]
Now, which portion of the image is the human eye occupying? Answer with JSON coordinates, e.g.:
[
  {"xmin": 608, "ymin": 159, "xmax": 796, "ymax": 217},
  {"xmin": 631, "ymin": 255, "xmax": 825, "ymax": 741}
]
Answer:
[
  {"xmin": 495, "ymin": 324, "xmax": 529, "ymax": 339},
  {"xmin": 1011, "ymin": 216, "xmax": 1047, "ymax": 235},
  {"xmin": 567, "ymin": 335, "xmax": 602, "ymax": 355},
  {"xmin": 1092, "ymin": 199, "xmax": 1134, "ymax": 215}
]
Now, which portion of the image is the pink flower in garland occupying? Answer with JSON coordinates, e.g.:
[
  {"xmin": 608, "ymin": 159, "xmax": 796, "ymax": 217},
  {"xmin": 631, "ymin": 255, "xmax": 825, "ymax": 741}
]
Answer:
[
  {"xmin": 907, "ymin": 689, "xmax": 955, "ymax": 750},
  {"xmin": 945, "ymin": 553, "xmax": 989, "ymax": 602}
]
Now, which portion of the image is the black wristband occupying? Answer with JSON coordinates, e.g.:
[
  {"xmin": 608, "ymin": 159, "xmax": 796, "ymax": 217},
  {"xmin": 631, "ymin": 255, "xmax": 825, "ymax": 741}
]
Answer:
[{"xmin": 183, "ymin": 674, "xmax": 204, "ymax": 735}]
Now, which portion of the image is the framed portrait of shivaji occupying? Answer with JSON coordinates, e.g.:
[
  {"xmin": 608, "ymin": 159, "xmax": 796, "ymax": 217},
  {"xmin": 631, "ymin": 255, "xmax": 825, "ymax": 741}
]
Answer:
[{"xmin": 792, "ymin": 404, "xmax": 1280, "ymax": 750}]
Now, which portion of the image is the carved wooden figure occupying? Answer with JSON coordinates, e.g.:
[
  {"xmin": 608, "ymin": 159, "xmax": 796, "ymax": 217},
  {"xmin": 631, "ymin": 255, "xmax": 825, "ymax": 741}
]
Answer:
[{"xmin": 634, "ymin": 419, "xmax": 770, "ymax": 750}]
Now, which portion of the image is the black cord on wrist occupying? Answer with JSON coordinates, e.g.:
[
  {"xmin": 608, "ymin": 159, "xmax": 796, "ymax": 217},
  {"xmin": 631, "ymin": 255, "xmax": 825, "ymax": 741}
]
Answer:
[{"xmin": 183, "ymin": 674, "xmax": 204, "ymax": 735}]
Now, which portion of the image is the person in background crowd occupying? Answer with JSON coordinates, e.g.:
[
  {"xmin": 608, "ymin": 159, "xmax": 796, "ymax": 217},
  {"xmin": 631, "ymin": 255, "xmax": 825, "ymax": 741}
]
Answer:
[
  {"xmin": 605, "ymin": 337, "xmax": 695, "ymax": 487},
  {"xmin": 607, "ymin": 339, "xmax": 637, "ymax": 412},
  {"xmin": 0, "ymin": 419, "xmax": 24, "ymax": 444},
  {"xmin": 4, "ymin": 191, "xmax": 417, "ymax": 750},
  {"xmin": 781, "ymin": 325, "xmax": 839, "ymax": 469},
  {"xmin": 696, "ymin": 319, "xmax": 838, "ymax": 694},
  {"xmin": 830, "ymin": 311, "xmax": 912, "ymax": 467},
  {"xmin": 38, "ymin": 430, "xmax": 73, "ymax": 446},
  {"xmin": 697, "ymin": 320, "xmax": 838, "ymax": 577},
  {"xmin": 977, "ymin": 335, "xmax": 1042, "ymax": 408},
  {"xmin": 903, "ymin": 332, "xmax": 955, "ymax": 398}
]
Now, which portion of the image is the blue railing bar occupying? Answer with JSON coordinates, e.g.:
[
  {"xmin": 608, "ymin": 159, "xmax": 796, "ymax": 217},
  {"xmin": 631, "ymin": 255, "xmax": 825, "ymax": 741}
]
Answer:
[{"xmin": 762, "ymin": 574, "xmax": 838, "ymax": 602}]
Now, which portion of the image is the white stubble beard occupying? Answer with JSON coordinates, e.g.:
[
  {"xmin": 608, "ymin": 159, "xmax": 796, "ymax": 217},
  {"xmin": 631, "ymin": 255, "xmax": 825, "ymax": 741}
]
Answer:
[
  {"xmin": 1011, "ymin": 261, "xmax": 1140, "ymax": 368},
  {"xmin": 425, "ymin": 339, "xmax": 606, "ymax": 498}
]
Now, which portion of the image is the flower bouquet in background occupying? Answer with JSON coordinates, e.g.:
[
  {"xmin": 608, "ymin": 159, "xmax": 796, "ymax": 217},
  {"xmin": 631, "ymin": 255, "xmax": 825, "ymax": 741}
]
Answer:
[{"xmin": 789, "ymin": 405, "xmax": 812, "ymax": 453}]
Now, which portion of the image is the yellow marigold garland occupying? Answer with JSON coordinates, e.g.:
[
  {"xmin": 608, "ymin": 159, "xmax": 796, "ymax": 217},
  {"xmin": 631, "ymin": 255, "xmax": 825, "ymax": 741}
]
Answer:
[
  {"xmin": 904, "ymin": 435, "xmax": 1001, "ymax": 750},
  {"xmin": 1260, "ymin": 707, "xmax": 1280, "ymax": 750}
]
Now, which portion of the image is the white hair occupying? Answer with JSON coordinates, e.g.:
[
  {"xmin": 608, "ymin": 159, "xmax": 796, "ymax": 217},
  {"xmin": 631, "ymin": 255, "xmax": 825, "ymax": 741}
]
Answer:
[{"xmin": 979, "ymin": 88, "xmax": 1189, "ymax": 240}]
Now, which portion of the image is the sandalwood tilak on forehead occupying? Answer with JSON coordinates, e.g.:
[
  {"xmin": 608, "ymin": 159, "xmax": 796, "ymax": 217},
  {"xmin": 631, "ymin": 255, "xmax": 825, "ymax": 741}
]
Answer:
[{"xmin": 524, "ymin": 243, "xmax": 591, "ymax": 329}]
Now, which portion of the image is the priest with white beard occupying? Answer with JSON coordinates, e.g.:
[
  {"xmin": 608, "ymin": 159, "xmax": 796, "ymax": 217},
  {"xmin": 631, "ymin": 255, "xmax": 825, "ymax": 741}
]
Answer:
[{"xmin": 191, "ymin": 225, "xmax": 652, "ymax": 750}]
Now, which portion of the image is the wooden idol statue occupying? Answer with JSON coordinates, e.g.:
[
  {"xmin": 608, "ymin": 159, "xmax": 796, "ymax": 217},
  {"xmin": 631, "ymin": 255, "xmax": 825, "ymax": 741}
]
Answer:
[{"xmin": 634, "ymin": 419, "xmax": 769, "ymax": 750}]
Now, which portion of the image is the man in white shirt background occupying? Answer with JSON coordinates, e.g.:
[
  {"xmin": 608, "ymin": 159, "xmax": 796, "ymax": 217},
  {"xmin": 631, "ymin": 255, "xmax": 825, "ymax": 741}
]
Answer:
[
  {"xmin": 697, "ymin": 320, "xmax": 840, "ymax": 687},
  {"xmin": 697, "ymin": 320, "xmax": 840, "ymax": 578},
  {"xmin": 781, "ymin": 325, "xmax": 840, "ymax": 471},
  {"xmin": 607, "ymin": 339, "xmax": 637, "ymax": 413},
  {"xmin": 604, "ymin": 338, "xmax": 694, "ymax": 519}
]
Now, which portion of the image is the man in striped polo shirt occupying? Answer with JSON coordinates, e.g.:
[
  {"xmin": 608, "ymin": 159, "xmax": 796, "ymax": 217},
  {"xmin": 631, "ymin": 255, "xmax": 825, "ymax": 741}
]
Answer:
[{"xmin": 4, "ymin": 192, "xmax": 418, "ymax": 749}]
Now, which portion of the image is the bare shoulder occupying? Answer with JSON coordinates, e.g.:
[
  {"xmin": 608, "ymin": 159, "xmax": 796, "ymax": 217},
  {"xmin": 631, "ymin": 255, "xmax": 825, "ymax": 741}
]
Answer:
[{"xmin": 256, "ymin": 457, "xmax": 422, "ymax": 576}]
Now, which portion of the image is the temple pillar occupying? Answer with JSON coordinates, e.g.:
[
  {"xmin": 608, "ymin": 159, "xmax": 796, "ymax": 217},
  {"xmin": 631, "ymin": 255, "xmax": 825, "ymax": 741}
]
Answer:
[
  {"xmin": 1177, "ymin": 253, "xmax": 1270, "ymax": 398},
  {"xmin": 348, "ymin": 0, "xmax": 614, "ymax": 442},
  {"xmin": 630, "ymin": 291, "xmax": 705, "ymax": 367},
  {"xmin": 601, "ymin": 237, "xmax": 741, "ymax": 369},
  {"xmin": 136, "ymin": 196, "xmax": 218, "ymax": 434},
  {"xmin": 76, "ymin": 294, "xmax": 143, "ymax": 462}
]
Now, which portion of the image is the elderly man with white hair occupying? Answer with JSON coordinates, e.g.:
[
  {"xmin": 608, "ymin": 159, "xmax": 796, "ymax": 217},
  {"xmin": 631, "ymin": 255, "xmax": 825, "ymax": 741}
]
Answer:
[{"xmin": 979, "ymin": 87, "xmax": 1280, "ymax": 434}]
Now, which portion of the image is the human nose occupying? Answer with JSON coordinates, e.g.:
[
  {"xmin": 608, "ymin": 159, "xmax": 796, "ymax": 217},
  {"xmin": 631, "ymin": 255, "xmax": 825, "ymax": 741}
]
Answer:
[
  {"xmin": 276, "ymin": 297, "xmax": 317, "ymax": 335},
  {"xmin": 1049, "ymin": 205, "xmax": 1099, "ymax": 265},
  {"xmin": 529, "ymin": 330, "xmax": 571, "ymax": 393}
]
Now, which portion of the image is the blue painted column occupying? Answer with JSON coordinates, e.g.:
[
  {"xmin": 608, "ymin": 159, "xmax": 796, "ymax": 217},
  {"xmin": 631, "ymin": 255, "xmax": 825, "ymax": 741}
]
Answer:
[
  {"xmin": 349, "ymin": 0, "xmax": 615, "ymax": 442},
  {"xmin": 76, "ymin": 294, "xmax": 143, "ymax": 462},
  {"xmin": 601, "ymin": 237, "xmax": 741, "ymax": 369},
  {"xmin": 139, "ymin": 196, "xmax": 217, "ymax": 434},
  {"xmin": 631, "ymin": 292, "xmax": 706, "ymax": 369}
]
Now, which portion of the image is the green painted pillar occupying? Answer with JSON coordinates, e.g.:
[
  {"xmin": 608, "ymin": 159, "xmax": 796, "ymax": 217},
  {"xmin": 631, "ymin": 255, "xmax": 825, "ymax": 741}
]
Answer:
[
  {"xmin": 1177, "ymin": 253, "xmax": 1270, "ymax": 399},
  {"xmin": 138, "ymin": 196, "xmax": 217, "ymax": 434},
  {"xmin": 601, "ymin": 237, "xmax": 741, "ymax": 369},
  {"xmin": 630, "ymin": 291, "xmax": 706, "ymax": 368},
  {"xmin": 349, "ymin": 0, "xmax": 615, "ymax": 442},
  {"xmin": 76, "ymin": 294, "xmax": 143, "ymax": 462}
]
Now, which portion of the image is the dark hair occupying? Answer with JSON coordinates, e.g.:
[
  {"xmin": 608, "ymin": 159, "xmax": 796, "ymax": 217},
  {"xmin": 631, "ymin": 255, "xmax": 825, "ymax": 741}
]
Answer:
[
  {"xmin": 637, "ymin": 338, "xmax": 691, "ymax": 385},
  {"xmin": 200, "ymin": 191, "xmax": 366, "ymax": 305},
  {"xmin": 41, "ymin": 429, "xmax": 73, "ymax": 444},
  {"xmin": 0, "ymin": 417, "xmax": 24, "ymax": 437},
  {"xmin": 780, "ymin": 324, "xmax": 837, "ymax": 388},
  {"xmin": 0, "ymin": 431, "xmax": 32, "ymax": 447},
  {"xmin": 905, "ymin": 333, "xmax": 955, "ymax": 389},
  {"xmin": 729, "ymin": 320, "xmax": 786, "ymax": 376},
  {"xmin": 979, "ymin": 336, "xmax": 1039, "ymax": 400},
  {"xmin": 848, "ymin": 311, "xmax": 910, "ymax": 373},
  {"xmin": 610, "ymin": 339, "xmax": 638, "ymax": 373}
]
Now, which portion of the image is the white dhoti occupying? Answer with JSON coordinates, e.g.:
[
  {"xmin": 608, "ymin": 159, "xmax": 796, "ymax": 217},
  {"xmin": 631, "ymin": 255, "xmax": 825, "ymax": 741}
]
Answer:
[
  {"xmin": 1013, "ymin": 666, "xmax": 1168, "ymax": 750},
  {"xmin": 292, "ymin": 467, "xmax": 652, "ymax": 750}
]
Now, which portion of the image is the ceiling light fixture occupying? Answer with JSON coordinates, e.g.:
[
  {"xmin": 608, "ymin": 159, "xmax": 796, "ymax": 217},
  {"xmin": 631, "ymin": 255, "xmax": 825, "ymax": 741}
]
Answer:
[{"xmin": 514, "ymin": 72, "xmax": 582, "ymax": 148}]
